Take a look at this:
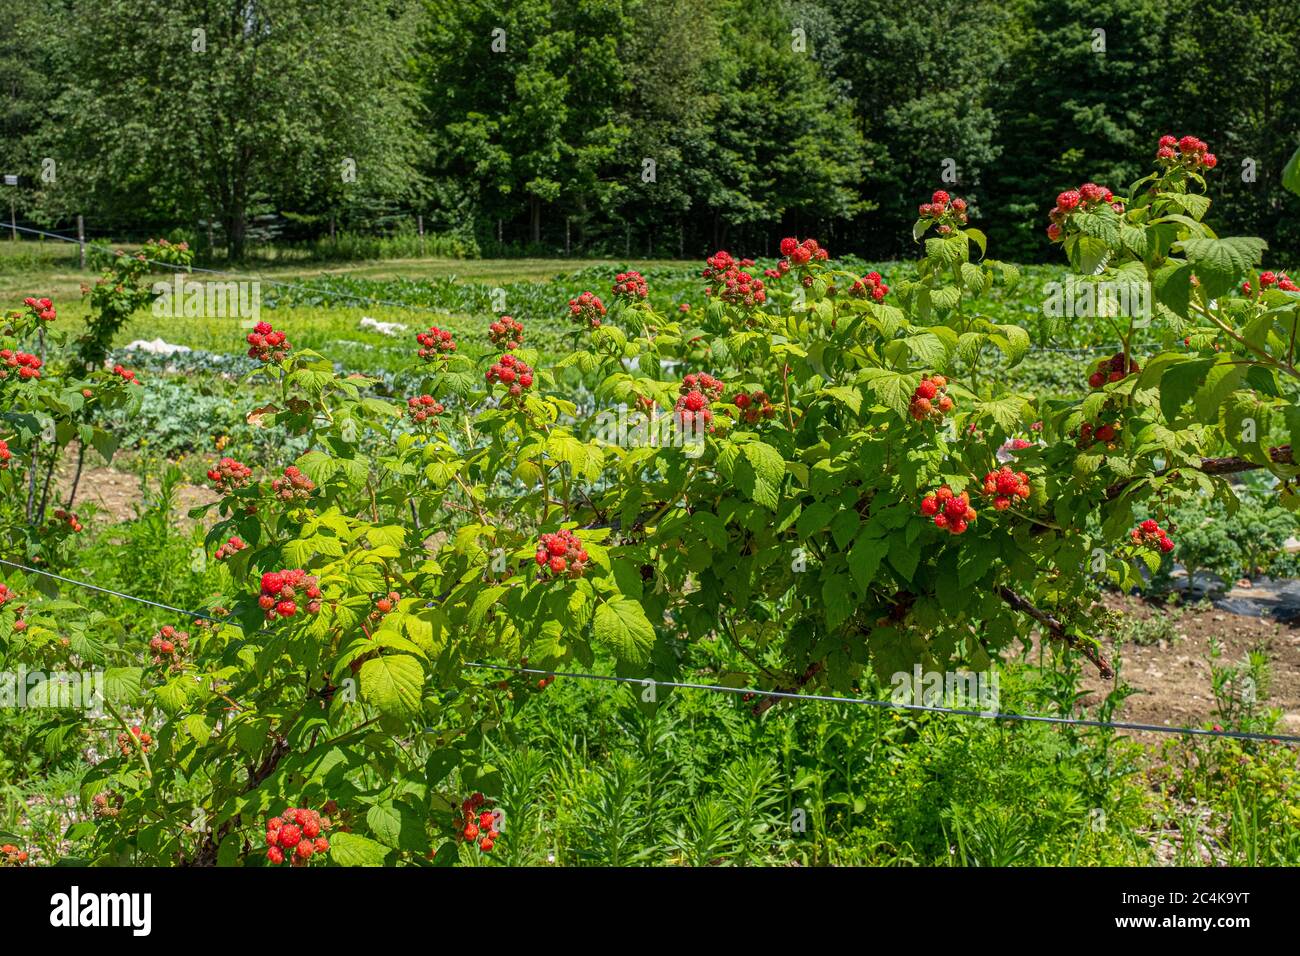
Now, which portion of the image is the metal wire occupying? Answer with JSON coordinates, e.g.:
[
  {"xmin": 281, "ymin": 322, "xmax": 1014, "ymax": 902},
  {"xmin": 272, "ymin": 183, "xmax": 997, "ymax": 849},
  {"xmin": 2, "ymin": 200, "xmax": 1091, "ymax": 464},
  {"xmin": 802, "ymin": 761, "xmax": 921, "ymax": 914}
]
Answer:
[
  {"xmin": 0, "ymin": 557, "xmax": 223, "ymax": 623},
  {"xmin": 3, "ymin": 556, "xmax": 1298, "ymax": 745},
  {"xmin": 465, "ymin": 662, "xmax": 1300, "ymax": 745}
]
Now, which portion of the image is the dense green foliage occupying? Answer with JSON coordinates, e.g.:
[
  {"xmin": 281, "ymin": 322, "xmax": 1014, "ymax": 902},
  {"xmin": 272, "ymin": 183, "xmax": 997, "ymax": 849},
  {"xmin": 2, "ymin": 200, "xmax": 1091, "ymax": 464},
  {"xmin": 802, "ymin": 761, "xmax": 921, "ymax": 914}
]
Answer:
[{"xmin": 2, "ymin": 0, "xmax": 1297, "ymax": 260}]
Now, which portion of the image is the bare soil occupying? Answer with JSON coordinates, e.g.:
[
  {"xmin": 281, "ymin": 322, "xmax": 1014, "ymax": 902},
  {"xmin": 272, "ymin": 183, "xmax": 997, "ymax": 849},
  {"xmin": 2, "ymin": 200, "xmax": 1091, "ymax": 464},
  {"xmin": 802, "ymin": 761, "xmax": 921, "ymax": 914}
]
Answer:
[{"xmin": 1077, "ymin": 594, "xmax": 1300, "ymax": 741}]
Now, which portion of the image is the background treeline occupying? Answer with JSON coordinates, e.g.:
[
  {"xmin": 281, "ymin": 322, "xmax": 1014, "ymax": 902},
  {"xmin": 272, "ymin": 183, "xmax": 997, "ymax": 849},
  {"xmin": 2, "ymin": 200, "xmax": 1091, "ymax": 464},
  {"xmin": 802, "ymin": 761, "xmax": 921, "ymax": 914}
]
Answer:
[{"xmin": 2, "ymin": 0, "xmax": 1297, "ymax": 262}]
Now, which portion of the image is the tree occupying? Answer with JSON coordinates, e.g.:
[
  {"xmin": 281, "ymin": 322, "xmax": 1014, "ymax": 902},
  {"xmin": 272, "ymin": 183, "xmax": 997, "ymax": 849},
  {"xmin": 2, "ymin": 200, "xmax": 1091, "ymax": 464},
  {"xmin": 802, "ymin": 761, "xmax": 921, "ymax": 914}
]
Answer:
[
  {"xmin": 1164, "ymin": 0, "xmax": 1300, "ymax": 256},
  {"xmin": 830, "ymin": 0, "xmax": 1016, "ymax": 257},
  {"xmin": 43, "ymin": 0, "xmax": 423, "ymax": 259},
  {"xmin": 985, "ymin": 0, "xmax": 1173, "ymax": 261}
]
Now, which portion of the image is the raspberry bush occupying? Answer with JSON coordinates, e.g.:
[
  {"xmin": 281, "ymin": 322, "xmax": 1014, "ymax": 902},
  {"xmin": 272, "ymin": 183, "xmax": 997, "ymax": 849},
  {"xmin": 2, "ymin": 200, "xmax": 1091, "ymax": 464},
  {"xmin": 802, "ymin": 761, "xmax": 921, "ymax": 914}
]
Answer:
[{"xmin": 1, "ymin": 139, "xmax": 1296, "ymax": 864}]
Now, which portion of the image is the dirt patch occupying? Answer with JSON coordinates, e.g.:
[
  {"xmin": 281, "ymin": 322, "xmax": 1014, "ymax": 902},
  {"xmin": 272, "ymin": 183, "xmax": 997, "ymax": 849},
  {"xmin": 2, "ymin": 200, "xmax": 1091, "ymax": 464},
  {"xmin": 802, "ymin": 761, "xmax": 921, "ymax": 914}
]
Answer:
[
  {"xmin": 1073, "ymin": 594, "xmax": 1300, "ymax": 742},
  {"xmin": 56, "ymin": 465, "xmax": 217, "ymax": 525}
]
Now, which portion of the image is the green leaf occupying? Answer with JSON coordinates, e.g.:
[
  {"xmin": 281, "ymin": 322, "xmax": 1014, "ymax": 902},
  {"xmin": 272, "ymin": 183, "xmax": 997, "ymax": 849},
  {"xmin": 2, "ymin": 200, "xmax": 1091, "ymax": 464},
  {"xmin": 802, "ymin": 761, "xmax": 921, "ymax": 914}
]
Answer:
[
  {"xmin": 329, "ymin": 832, "xmax": 392, "ymax": 867},
  {"xmin": 820, "ymin": 385, "xmax": 863, "ymax": 416},
  {"xmin": 366, "ymin": 802, "xmax": 430, "ymax": 853},
  {"xmin": 1159, "ymin": 358, "xmax": 1217, "ymax": 421},
  {"xmin": 904, "ymin": 332, "xmax": 949, "ymax": 368},
  {"xmin": 294, "ymin": 450, "xmax": 338, "ymax": 484},
  {"xmin": 592, "ymin": 597, "xmax": 655, "ymax": 666},
  {"xmin": 359, "ymin": 655, "xmax": 424, "ymax": 720},
  {"xmin": 862, "ymin": 369, "xmax": 914, "ymax": 419},
  {"xmin": 1285, "ymin": 144, "xmax": 1300, "ymax": 197},
  {"xmin": 717, "ymin": 441, "xmax": 786, "ymax": 511},
  {"xmin": 992, "ymin": 325, "xmax": 1030, "ymax": 365},
  {"xmin": 848, "ymin": 530, "xmax": 889, "ymax": 590},
  {"xmin": 1176, "ymin": 237, "xmax": 1267, "ymax": 299},
  {"xmin": 1169, "ymin": 192, "xmax": 1211, "ymax": 221},
  {"xmin": 103, "ymin": 667, "xmax": 143, "ymax": 704},
  {"xmin": 822, "ymin": 572, "xmax": 853, "ymax": 630}
]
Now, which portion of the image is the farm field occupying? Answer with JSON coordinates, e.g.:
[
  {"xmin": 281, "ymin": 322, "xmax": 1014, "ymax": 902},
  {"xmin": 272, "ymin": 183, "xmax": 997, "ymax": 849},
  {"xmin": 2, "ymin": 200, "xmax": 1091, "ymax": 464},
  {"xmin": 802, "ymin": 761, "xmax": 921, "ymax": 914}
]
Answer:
[
  {"xmin": 3, "ymin": 233, "xmax": 1299, "ymax": 870},
  {"xmin": 3, "ymin": 0, "xmax": 1300, "ymax": 899}
]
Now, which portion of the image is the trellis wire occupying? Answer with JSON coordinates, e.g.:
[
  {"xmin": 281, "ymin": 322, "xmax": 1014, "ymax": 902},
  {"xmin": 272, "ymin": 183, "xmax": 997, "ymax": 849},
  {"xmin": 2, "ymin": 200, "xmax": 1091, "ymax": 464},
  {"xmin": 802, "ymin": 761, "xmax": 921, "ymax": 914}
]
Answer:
[{"xmin": 2, "ymin": 556, "xmax": 1298, "ymax": 746}]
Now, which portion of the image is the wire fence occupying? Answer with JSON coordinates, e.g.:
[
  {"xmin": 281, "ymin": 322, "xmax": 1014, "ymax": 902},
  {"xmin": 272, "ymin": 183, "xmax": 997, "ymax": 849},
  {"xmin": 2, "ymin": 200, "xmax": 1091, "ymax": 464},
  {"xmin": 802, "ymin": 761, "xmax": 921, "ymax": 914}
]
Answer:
[{"xmin": 2, "ymin": 556, "xmax": 1297, "ymax": 746}]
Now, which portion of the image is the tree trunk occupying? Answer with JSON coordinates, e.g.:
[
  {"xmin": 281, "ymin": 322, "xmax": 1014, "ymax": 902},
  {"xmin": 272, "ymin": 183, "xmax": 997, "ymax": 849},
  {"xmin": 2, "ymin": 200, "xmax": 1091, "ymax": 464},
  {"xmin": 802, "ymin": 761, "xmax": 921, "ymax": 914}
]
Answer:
[
  {"xmin": 530, "ymin": 197, "xmax": 541, "ymax": 245},
  {"xmin": 225, "ymin": 212, "xmax": 247, "ymax": 261}
]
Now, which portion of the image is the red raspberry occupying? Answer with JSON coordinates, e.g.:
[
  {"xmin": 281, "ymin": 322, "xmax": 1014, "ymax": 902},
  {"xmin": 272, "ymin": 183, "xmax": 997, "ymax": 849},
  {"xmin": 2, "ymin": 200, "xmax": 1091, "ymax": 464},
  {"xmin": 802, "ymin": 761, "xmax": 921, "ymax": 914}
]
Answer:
[
  {"xmin": 278, "ymin": 824, "xmax": 301, "ymax": 848},
  {"xmin": 267, "ymin": 846, "xmax": 284, "ymax": 864},
  {"xmin": 931, "ymin": 190, "xmax": 950, "ymax": 207},
  {"xmin": 915, "ymin": 379, "xmax": 938, "ymax": 400},
  {"xmin": 416, "ymin": 326, "xmax": 457, "ymax": 361},
  {"xmin": 1056, "ymin": 191, "xmax": 1081, "ymax": 212},
  {"xmin": 568, "ymin": 291, "xmax": 607, "ymax": 328}
]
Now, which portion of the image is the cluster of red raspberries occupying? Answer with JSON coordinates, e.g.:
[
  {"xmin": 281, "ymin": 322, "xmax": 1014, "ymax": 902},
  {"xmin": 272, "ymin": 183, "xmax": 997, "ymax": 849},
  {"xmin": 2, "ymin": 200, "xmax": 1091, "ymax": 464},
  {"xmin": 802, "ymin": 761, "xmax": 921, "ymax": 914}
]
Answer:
[
  {"xmin": 406, "ymin": 395, "xmax": 444, "ymax": 422},
  {"xmin": 117, "ymin": 725, "xmax": 154, "ymax": 756},
  {"xmin": 258, "ymin": 570, "xmax": 322, "ymax": 620},
  {"xmin": 207, "ymin": 457, "xmax": 253, "ymax": 493},
  {"xmin": 1130, "ymin": 518, "xmax": 1175, "ymax": 554},
  {"xmin": 0, "ymin": 844, "xmax": 28, "ymax": 865},
  {"xmin": 702, "ymin": 251, "xmax": 766, "ymax": 307},
  {"xmin": 612, "ymin": 271, "xmax": 648, "ymax": 300},
  {"xmin": 982, "ymin": 466, "xmax": 1031, "ymax": 510},
  {"xmin": 22, "ymin": 296, "xmax": 56, "ymax": 322},
  {"xmin": 416, "ymin": 326, "xmax": 456, "ymax": 361},
  {"xmin": 734, "ymin": 390, "xmax": 776, "ymax": 424},
  {"xmin": 459, "ymin": 792, "xmax": 500, "ymax": 853},
  {"xmin": 675, "ymin": 372, "xmax": 724, "ymax": 433},
  {"xmin": 485, "ymin": 353, "xmax": 534, "ymax": 400},
  {"xmin": 850, "ymin": 271, "xmax": 889, "ymax": 301},
  {"xmin": 1088, "ymin": 352, "xmax": 1140, "ymax": 388},
  {"xmin": 271, "ymin": 465, "xmax": 315, "ymax": 501},
  {"xmin": 568, "ymin": 291, "xmax": 607, "ymax": 328},
  {"xmin": 265, "ymin": 807, "xmax": 332, "ymax": 865},
  {"xmin": 246, "ymin": 322, "xmax": 291, "ymax": 362},
  {"xmin": 1156, "ymin": 135, "xmax": 1216, "ymax": 169},
  {"xmin": 0, "ymin": 349, "xmax": 42, "ymax": 380},
  {"xmin": 535, "ymin": 528, "xmax": 590, "ymax": 578},
  {"xmin": 917, "ymin": 191, "xmax": 969, "ymax": 233},
  {"xmin": 909, "ymin": 375, "xmax": 953, "ymax": 421},
  {"xmin": 149, "ymin": 625, "xmax": 189, "ymax": 669},
  {"xmin": 488, "ymin": 316, "xmax": 524, "ymax": 349},
  {"xmin": 919, "ymin": 486, "xmax": 977, "ymax": 535},
  {"xmin": 213, "ymin": 536, "xmax": 247, "ymax": 561}
]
